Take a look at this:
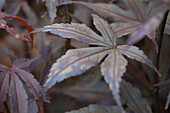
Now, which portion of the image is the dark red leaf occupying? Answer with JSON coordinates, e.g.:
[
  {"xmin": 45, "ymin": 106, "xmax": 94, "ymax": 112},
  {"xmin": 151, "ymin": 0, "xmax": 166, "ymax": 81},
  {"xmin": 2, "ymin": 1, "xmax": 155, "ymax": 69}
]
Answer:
[
  {"xmin": 0, "ymin": 71, "xmax": 9, "ymax": 106},
  {"xmin": 9, "ymin": 72, "xmax": 28, "ymax": 113},
  {"xmin": 0, "ymin": 57, "xmax": 46, "ymax": 113},
  {"xmin": 13, "ymin": 69, "xmax": 45, "ymax": 112},
  {"xmin": 12, "ymin": 58, "xmax": 36, "ymax": 69}
]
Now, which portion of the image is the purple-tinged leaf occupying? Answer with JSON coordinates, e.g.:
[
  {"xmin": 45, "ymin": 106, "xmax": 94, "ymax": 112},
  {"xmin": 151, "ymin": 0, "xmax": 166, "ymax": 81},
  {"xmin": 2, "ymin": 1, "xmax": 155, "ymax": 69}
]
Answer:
[
  {"xmin": 0, "ymin": 56, "xmax": 46, "ymax": 112},
  {"xmin": 12, "ymin": 58, "xmax": 36, "ymax": 69},
  {"xmin": 117, "ymin": 45, "xmax": 161, "ymax": 76},
  {"xmin": 0, "ymin": 47, "xmax": 16, "ymax": 62},
  {"xmin": 61, "ymin": 1, "xmax": 169, "ymax": 51},
  {"xmin": 33, "ymin": 23, "xmax": 111, "ymax": 47},
  {"xmin": 110, "ymin": 22, "xmax": 139, "ymax": 38},
  {"xmin": 165, "ymin": 92, "xmax": 170, "ymax": 109},
  {"xmin": 44, "ymin": 47, "xmax": 111, "ymax": 92},
  {"xmin": 127, "ymin": 3, "xmax": 168, "ymax": 45},
  {"xmin": 121, "ymin": 80, "xmax": 152, "ymax": 113},
  {"xmin": 43, "ymin": 0, "xmax": 70, "ymax": 23},
  {"xmin": 0, "ymin": 64, "xmax": 8, "ymax": 71},
  {"xmin": 38, "ymin": 14, "xmax": 160, "ymax": 112},
  {"xmin": 66, "ymin": 104, "xmax": 121, "ymax": 113},
  {"xmin": 28, "ymin": 97, "xmax": 38, "ymax": 113},
  {"xmin": 9, "ymin": 72, "xmax": 28, "ymax": 113},
  {"xmin": 101, "ymin": 50, "xmax": 127, "ymax": 112},
  {"xmin": 124, "ymin": 0, "xmax": 146, "ymax": 21},
  {"xmin": 60, "ymin": 1, "xmax": 138, "ymax": 23},
  {"xmin": 92, "ymin": 14, "xmax": 115, "ymax": 46},
  {"xmin": 0, "ymin": 71, "xmax": 9, "ymax": 105},
  {"xmin": 13, "ymin": 68, "xmax": 45, "ymax": 112}
]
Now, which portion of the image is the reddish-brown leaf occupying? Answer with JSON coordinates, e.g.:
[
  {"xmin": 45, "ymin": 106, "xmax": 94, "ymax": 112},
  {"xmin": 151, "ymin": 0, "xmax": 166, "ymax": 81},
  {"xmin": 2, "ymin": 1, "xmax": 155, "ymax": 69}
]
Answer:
[
  {"xmin": 0, "ymin": 71, "xmax": 9, "ymax": 106},
  {"xmin": 0, "ymin": 57, "xmax": 46, "ymax": 113},
  {"xmin": 9, "ymin": 72, "xmax": 28, "ymax": 113}
]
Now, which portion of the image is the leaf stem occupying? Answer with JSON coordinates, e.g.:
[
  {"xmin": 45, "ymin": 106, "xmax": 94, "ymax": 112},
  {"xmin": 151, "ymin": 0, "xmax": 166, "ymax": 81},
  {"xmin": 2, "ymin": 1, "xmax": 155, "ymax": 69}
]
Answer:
[
  {"xmin": 148, "ymin": 38, "xmax": 154, "ymax": 53},
  {"xmin": 128, "ymin": 61, "xmax": 153, "ymax": 91}
]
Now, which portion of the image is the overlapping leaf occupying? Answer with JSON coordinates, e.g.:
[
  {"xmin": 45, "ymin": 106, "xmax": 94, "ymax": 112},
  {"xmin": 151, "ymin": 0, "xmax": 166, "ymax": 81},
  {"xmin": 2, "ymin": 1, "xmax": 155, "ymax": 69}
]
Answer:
[
  {"xmin": 34, "ymin": 14, "xmax": 160, "ymax": 111},
  {"xmin": 9, "ymin": 72, "xmax": 28, "ymax": 113},
  {"xmin": 43, "ymin": 0, "xmax": 70, "ymax": 23},
  {"xmin": 66, "ymin": 104, "xmax": 121, "ymax": 113},
  {"xmin": 55, "ymin": 67, "xmax": 113, "ymax": 104},
  {"xmin": 121, "ymin": 80, "xmax": 152, "ymax": 113},
  {"xmin": 60, "ymin": 0, "xmax": 169, "ymax": 52},
  {"xmin": 0, "ymin": 58, "xmax": 46, "ymax": 113}
]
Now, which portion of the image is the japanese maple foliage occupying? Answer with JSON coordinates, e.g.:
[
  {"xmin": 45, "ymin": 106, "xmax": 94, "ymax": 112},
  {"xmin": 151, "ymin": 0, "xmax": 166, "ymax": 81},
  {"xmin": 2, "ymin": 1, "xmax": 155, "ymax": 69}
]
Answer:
[
  {"xmin": 0, "ymin": 57, "xmax": 47, "ymax": 113},
  {"xmin": 33, "ymin": 14, "xmax": 161, "ymax": 112},
  {"xmin": 60, "ymin": 0, "xmax": 169, "ymax": 52}
]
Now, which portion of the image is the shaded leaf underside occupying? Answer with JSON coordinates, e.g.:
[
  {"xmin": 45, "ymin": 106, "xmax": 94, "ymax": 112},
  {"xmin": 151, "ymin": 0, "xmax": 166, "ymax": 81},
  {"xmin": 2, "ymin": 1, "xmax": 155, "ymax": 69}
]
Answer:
[{"xmin": 121, "ymin": 80, "xmax": 152, "ymax": 113}]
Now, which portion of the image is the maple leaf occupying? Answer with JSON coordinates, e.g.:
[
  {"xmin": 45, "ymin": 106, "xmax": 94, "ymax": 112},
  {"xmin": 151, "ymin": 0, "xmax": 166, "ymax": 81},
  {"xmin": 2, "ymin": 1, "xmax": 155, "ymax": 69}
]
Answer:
[
  {"xmin": 60, "ymin": 0, "xmax": 169, "ymax": 53},
  {"xmin": 33, "ymin": 14, "xmax": 160, "ymax": 112},
  {"xmin": 0, "ymin": 58, "xmax": 46, "ymax": 113},
  {"xmin": 43, "ymin": 0, "xmax": 70, "ymax": 24}
]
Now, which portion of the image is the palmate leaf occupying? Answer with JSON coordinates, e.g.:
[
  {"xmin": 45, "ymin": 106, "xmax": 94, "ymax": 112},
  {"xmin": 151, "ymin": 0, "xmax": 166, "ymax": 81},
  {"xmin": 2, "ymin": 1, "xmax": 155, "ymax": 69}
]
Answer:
[
  {"xmin": 9, "ymin": 72, "xmax": 28, "ymax": 113},
  {"xmin": 66, "ymin": 104, "xmax": 121, "ymax": 113},
  {"xmin": 0, "ymin": 58, "xmax": 46, "ymax": 113},
  {"xmin": 34, "ymin": 14, "xmax": 160, "ymax": 112},
  {"xmin": 60, "ymin": 0, "xmax": 169, "ymax": 53},
  {"xmin": 121, "ymin": 80, "xmax": 152, "ymax": 113}
]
